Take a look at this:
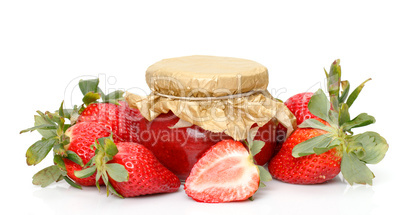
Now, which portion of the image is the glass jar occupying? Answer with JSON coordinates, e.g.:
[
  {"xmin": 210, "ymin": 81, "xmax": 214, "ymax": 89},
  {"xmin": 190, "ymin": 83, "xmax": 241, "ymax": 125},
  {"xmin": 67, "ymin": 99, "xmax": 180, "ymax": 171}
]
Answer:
[
  {"xmin": 137, "ymin": 111, "xmax": 277, "ymax": 180},
  {"xmin": 127, "ymin": 55, "xmax": 296, "ymax": 181}
]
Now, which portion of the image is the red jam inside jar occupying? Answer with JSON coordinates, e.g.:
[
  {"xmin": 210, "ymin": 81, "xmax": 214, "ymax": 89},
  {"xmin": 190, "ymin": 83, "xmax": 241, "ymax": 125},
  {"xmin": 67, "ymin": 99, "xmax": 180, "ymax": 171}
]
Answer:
[{"xmin": 136, "ymin": 111, "xmax": 277, "ymax": 180}]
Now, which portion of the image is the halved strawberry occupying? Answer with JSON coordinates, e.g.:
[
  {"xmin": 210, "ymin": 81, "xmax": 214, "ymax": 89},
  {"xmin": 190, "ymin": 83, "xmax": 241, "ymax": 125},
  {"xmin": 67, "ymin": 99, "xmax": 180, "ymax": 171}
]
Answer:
[{"xmin": 184, "ymin": 140, "xmax": 270, "ymax": 203}]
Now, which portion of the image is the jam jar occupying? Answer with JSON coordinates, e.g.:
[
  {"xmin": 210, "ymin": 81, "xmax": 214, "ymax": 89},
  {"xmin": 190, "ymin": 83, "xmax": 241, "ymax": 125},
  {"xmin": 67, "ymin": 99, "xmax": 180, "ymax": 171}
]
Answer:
[
  {"xmin": 126, "ymin": 55, "xmax": 296, "ymax": 181},
  {"xmin": 136, "ymin": 111, "xmax": 277, "ymax": 180}
]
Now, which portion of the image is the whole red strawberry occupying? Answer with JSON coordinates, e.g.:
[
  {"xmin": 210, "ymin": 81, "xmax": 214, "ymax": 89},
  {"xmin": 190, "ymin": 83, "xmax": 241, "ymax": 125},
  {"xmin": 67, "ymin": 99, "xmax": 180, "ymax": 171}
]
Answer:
[
  {"xmin": 63, "ymin": 121, "xmax": 120, "ymax": 186},
  {"xmin": 110, "ymin": 142, "xmax": 181, "ymax": 197},
  {"xmin": 269, "ymin": 59, "xmax": 388, "ymax": 185},
  {"xmin": 75, "ymin": 136, "xmax": 180, "ymax": 198},
  {"xmin": 285, "ymin": 92, "xmax": 318, "ymax": 124},
  {"xmin": 275, "ymin": 92, "xmax": 318, "ymax": 153},
  {"xmin": 77, "ymin": 101, "xmax": 143, "ymax": 143},
  {"xmin": 252, "ymin": 120, "xmax": 278, "ymax": 165},
  {"xmin": 269, "ymin": 125, "xmax": 342, "ymax": 184},
  {"xmin": 21, "ymin": 78, "xmax": 139, "ymax": 189}
]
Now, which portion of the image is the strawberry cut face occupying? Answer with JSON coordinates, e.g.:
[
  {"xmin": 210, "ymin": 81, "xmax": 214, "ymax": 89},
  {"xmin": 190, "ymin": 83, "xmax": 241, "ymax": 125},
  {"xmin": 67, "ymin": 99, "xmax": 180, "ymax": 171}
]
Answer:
[
  {"xmin": 184, "ymin": 140, "xmax": 260, "ymax": 203},
  {"xmin": 194, "ymin": 156, "xmax": 245, "ymax": 184}
]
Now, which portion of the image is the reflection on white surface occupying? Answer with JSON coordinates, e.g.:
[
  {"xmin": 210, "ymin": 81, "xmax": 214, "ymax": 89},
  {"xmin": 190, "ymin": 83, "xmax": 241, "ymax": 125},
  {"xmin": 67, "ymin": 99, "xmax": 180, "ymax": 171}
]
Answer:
[{"xmin": 26, "ymin": 176, "xmax": 391, "ymax": 215}]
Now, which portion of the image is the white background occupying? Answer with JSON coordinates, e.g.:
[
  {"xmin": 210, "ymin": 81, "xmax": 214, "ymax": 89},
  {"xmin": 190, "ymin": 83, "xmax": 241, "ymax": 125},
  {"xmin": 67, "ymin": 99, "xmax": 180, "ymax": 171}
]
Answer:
[{"xmin": 1, "ymin": 1, "xmax": 401, "ymax": 214}]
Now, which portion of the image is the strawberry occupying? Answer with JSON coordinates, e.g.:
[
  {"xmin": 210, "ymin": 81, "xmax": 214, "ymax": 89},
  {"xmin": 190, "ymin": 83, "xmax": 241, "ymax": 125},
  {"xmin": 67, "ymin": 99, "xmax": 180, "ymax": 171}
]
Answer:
[
  {"xmin": 269, "ymin": 121, "xmax": 342, "ymax": 184},
  {"xmin": 77, "ymin": 101, "xmax": 143, "ymax": 143},
  {"xmin": 269, "ymin": 59, "xmax": 388, "ymax": 185},
  {"xmin": 184, "ymin": 139, "xmax": 271, "ymax": 203},
  {"xmin": 284, "ymin": 92, "xmax": 318, "ymax": 124},
  {"xmin": 63, "ymin": 121, "xmax": 119, "ymax": 186},
  {"xmin": 75, "ymin": 135, "xmax": 181, "ymax": 198},
  {"xmin": 252, "ymin": 120, "xmax": 278, "ymax": 165},
  {"xmin": 20, "ymin": 78, "xmax": 133, "ymax": 189},
  {"xmin": 275, "ymin": 92, "xmax": 318, "ymax": 154}
]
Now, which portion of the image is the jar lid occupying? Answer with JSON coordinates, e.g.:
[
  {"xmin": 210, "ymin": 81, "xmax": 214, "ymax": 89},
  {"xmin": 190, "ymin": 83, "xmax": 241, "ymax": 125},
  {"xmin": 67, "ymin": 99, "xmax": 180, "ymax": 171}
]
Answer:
[{"xmin": 146, "ymin": 55, "xmax": 269, "ymax": 97}]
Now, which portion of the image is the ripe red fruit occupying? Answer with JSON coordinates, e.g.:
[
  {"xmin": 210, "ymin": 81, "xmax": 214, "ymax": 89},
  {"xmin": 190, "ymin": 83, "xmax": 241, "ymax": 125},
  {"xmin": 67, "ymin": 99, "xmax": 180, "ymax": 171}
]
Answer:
[
  {"xmin": 74, "ymin": 136, "xmax": 180, "ymax": 198},
  {"xmin": 269, "ymin": 126, "xmax": 342, "ymax": 184},
  {"xmin": 271, "ymin": 59, "xmax": 388, "ymax": 185},
  {"xmin": 64, "ymin": 121, "xmax": 118, "ymax": 186},
  {"xmin": 252, "ymin": 120, "xmax": 277, "ymax": 165},
  {"xmin": 184, "ymin": 140, "xmax": 260, "ymax": 203},
  {"xmin": 284, "ymin": 92, "xmax": 319, "ymax": 124},
  {"xmin": 77, "ymin": 101, "xmax": 143, "ymax": 143},
  {"xmin": 109, "ymin": 142, "xmax": 181, "ymax": 197},
  {"xmin": 275, "ymin": 92, "xmax": 319, "ymax": 153}
]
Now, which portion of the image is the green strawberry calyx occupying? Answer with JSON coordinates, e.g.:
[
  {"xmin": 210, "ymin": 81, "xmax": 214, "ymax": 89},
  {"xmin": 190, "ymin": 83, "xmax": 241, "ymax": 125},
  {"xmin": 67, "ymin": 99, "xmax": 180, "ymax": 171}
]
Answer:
[
  {"xmin": 292, "ymin": 60, "xmax": 388, "ymax": 185},
  {"xmin": 74, "ymin": 134, "xmax": 129, "ymax": 198},
  {"xmin": 20, "ymin": 78, "xmax": 125, "ymax": 188}
]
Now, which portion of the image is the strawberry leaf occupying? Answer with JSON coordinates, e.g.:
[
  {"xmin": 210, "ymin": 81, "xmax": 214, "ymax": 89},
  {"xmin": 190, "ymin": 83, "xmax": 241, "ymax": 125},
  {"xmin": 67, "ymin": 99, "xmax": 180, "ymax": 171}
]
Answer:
[
  {"xmin": 292, "ymin": 133, "xmax": 336, "ymax": 158},
  {"xmin": 103, "ymin": 90, "xmax": 125, "ymax": 105},
  {"xmin": 101, "ymin": 173, "xmax": 109, "ymax": 190},
  {"xmin": 20, "ymin": 124, "xmax": 57, "ymax": 134},
  {"xmin": 298, "ymin": 119, "xmax": 333, "ymax": 132},
  {"xmin": 61, "ymin": 105, "xmax": 80, "ymax": 124},
  {"xmin": 104, "ymin": 136, "xmax": 119, "ymax": 157},
  {"xmin": 327, "ymin": 109, "xmax": 339, "ymax": 128},
  {"xmin": 58, "ymin": 101, "xmax": 65, "ymax": 118},
  {"xmin": 53, "ymin": 142, "xmax": 67, "ymax": 157},
  {"xmin": 308, "ymin": 89, "xmax": 331, "ymax": 122},
  {"xmin": 250, "ymin": 140, "xmax": 265, "ymax": 157},
  {"xmin": 84, "ymin": 157, "xmax": 95, "ymax": 168},
  {"xmin": 327, "ymin": 59, "xmax": 341, "ymax": 112},
  {"xmin": 105, "ymin": 163, "xmax": 129, "ymax": 182},
  {"xmin": 339, "ymin": 80, "xmax": 350, "ymax": 103},
  {"xmin": 53, "ymin": 154, "xmax": 66, "ymax": 171},
  {"xmin": 32, "ymin": 165, "xmax": 63, "ymax": 188},
  {"xmin": 33, "ymin": 114, "xmax": 57, "ymax": 138},
  {"xmin": 257, "ymin": 165, "xmax": 272, "ymax": 188},
  {"xmin": 79, "ymin": 79, "xmax": 100, "ymax": 95},
  {"xmin": 63, "ymin": 176, "xmax": 82, "ymax": 189},
  {"xmin": 74, "ymin": 165, "xmax": 97, "ymax": 179},
  {"xmin": 26, "ymin": 138, "xmax": 57, "ymax": 166},
  {"xmin": 341, "ymin": 151, "xmax": 374, "ymax": 185},
  {"xmin": 347, "ymin": 132, "xmax": 388, "ymax": 164},
  {"xmin": 346, "ymin": 78, "xmax": 371, "ymax": 108},
  {"xmin": 46, "ymin": 111, "xmax": 64, "ymax": 126},
  {"xmin": 106, "ymin": 181, "xmax": 124, "ymax": 198},
  {"xmin": 66, "ymin": 150, "xmax": 84, "ymax": 167},
  {"xmin": 82, "ymin": 91, "xmax": 101, "ymax": 106},
  {"xmin": 342, "ymin": 113, "xmax": 376, "ymax": 131},
  {"xmin": 338, "ymin": 103, "xmax": 350, "ymax": 126}
]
